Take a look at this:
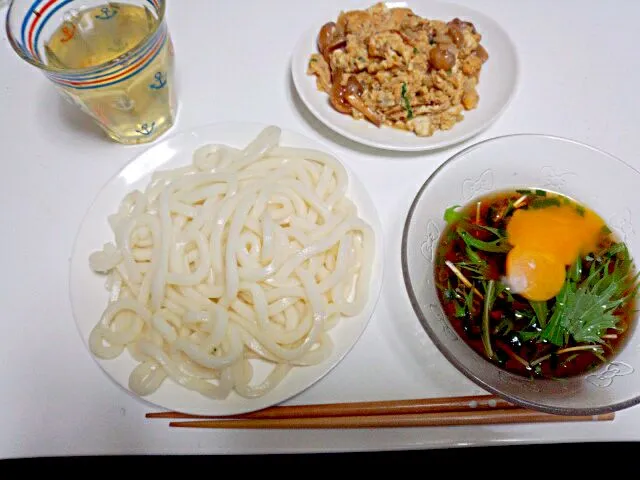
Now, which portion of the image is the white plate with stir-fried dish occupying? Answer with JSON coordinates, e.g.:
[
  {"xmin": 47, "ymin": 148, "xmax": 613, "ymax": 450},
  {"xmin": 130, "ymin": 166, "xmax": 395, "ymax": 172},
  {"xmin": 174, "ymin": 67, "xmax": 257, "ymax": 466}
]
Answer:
[
  {"xmin": 291, "ymin": 1, "xmax": 519, "ymax": 152},
  {"xmin": 69, "ymin": 122, "xmax": 384, "ymax": 416}
]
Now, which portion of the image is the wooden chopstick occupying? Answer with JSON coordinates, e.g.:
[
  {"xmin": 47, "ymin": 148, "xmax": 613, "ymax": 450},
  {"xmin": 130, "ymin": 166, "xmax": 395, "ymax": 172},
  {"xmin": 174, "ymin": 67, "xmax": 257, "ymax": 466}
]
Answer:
[
  {"xmin": 145, "ymin": 394, "xmax": 518, "ymax": 420},
  {"xmin": 166, "ymin": 409, "xmax": 615, "ymax": 429},
  {"xmin": 146, "ymin": 394, "xmax": 616, "ymax": 429}
]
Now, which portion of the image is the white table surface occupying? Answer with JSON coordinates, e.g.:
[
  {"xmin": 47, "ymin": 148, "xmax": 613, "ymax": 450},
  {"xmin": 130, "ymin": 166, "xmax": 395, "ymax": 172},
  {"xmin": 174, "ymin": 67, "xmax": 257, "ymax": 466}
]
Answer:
[{"xmin": 1, "ymin": 0, "xmax": 640, "ymax": 459}]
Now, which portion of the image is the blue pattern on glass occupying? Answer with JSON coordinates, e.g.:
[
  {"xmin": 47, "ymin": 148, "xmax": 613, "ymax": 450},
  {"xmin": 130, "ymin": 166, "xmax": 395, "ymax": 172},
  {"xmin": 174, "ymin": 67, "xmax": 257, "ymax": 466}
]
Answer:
[
  {"xmin": 136, "ymin": 122, "xmax": 156, "ymax": 136},
  {"xmin": 95, "ymin": 5, "xmax": 118, "ymax": 19},
  {"xmin": 149, "ymin": 71, "xmax": 167, "ymax": 90}
]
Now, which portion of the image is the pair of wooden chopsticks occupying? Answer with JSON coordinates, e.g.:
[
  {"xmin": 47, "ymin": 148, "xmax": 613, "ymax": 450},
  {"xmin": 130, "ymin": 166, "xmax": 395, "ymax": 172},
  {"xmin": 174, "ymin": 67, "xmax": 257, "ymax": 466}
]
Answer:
[{"xmin": 146, "ymin": 394, "xmax": 615, "ymax": 429}]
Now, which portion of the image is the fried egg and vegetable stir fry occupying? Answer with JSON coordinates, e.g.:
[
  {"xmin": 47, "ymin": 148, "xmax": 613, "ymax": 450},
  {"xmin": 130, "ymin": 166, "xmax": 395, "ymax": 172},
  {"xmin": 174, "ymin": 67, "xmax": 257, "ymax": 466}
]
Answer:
[{"xmin": 307, "ymin": 2, "xmax": 489, "ymax": 137}]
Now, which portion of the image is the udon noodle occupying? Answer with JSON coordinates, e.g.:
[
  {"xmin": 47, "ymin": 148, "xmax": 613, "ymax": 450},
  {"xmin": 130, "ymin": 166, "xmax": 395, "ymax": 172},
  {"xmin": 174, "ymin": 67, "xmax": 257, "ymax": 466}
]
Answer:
[{"xmin": 88, "ymin": 126, "xmax": 375, "ymax": 399}]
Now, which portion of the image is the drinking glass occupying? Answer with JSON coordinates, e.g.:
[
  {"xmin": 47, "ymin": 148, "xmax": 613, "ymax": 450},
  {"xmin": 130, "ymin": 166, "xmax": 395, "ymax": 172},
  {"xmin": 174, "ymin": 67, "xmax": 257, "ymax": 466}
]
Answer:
[{"xmin": 6, "ymin": 0, "xmax": 177, "ymax": 144}]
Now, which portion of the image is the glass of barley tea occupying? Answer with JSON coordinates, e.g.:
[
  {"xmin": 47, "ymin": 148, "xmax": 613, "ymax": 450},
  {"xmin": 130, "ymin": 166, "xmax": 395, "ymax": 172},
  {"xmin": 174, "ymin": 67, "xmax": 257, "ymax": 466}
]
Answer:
[{"xmin": 6, "ymin": 0, "xmax": 177, "ymax": 144}]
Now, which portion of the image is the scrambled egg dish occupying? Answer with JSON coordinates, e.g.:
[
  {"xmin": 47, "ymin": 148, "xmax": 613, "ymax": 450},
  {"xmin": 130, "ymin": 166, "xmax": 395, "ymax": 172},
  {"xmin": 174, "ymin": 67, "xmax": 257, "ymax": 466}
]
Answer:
[{"xmin": 307, "ymin": 2, "xmax": 489, "ymax": 137}]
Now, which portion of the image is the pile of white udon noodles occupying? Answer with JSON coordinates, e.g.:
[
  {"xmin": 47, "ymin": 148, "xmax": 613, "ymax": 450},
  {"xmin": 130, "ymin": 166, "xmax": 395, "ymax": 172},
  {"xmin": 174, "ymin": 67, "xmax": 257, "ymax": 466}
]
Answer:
[{"xmin": 88, "ymin": 126, "xmax": 375, "ymax": 400}]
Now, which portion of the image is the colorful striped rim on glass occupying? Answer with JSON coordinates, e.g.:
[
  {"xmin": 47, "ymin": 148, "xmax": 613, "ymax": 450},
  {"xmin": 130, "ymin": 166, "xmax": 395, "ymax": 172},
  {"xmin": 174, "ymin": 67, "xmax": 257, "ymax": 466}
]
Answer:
[{"xmin": 7, "ymin": 0, "xmax": 166, "ymax": 90}]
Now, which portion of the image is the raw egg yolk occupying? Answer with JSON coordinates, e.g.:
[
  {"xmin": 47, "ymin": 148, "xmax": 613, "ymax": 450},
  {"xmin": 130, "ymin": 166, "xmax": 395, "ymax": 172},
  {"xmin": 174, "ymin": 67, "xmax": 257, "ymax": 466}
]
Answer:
[
  {"xmin": 505, "ymin": 246, "xmax": 567, "ymax": 301},
  {"xmin": 505, "ymin": 204, "xmax": 605, "ymax": 301}
]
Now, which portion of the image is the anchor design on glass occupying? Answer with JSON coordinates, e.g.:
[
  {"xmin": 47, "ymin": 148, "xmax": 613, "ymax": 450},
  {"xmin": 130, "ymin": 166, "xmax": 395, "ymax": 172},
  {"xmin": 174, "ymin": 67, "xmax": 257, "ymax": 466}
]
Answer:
[
  {"xmin": 429, "ymin": 304, "xmax": 457, "ymax": 341},
  {"xmin": 462, "ymin": 169, "xmax": 493, "ymax": 201},
  {"xmin": 149, "ymin": 72, "xmax": 167, "ymax": 90},
  {"xmin": 586, "ymin": 361, "xmax": 634, "ymax": 388},
  {"xmin": 136, "ymin": 122, "xmax": 156, "ymax": 136},
  {"xmin": 95, "ymin": 6, "xmax": 119, "ymax": 20},
  {"xmin": 60, "ymin": 23, "xmax": 76, "ymax": 43},
  {"xmin": 540, "ymin": 166, "xmax": 577, "ymax": 189},
  {"xmin": 420, "ymin": 220, "xmax": 440, "ymax": 263},
  {"xmin": 112, "ymin": 96, "xmax": 135, "ymax": 112}
]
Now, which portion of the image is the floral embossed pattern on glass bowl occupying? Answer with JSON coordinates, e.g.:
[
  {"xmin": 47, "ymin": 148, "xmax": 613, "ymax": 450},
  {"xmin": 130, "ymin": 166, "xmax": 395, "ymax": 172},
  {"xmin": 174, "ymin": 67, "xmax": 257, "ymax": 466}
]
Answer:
[{"xmin": 402, "ymin": 134, "xmax": 640, "ymax": 415}]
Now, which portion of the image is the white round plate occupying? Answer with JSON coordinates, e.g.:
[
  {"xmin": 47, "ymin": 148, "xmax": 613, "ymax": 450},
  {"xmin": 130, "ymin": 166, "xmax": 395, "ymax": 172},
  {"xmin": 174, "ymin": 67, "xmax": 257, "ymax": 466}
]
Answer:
[
  {"xmin": 69, "ymin": 122, "xmax": 384, "ymax": 416},
  {"xmin": 291, "ymin": 1, "xmax": 519, "ymax": 152}
]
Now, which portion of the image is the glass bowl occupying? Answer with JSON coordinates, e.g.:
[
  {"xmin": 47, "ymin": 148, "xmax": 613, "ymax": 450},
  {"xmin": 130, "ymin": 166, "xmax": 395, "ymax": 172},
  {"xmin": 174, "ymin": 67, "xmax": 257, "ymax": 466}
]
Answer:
[{"xmin": 401, "ymin": 134, "xmax": 640, "ymax": 415}]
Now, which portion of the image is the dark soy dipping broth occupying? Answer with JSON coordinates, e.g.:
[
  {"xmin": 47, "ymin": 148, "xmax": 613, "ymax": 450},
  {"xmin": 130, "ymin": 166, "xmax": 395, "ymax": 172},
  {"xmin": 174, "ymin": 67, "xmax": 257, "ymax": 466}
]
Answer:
[{"xmin": 434, "ymin": 189, "xmax": 638, "ymax": 379}]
